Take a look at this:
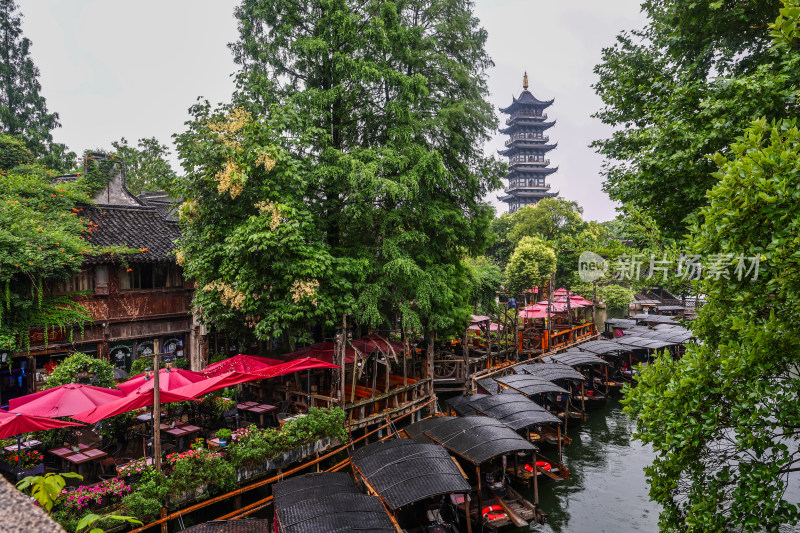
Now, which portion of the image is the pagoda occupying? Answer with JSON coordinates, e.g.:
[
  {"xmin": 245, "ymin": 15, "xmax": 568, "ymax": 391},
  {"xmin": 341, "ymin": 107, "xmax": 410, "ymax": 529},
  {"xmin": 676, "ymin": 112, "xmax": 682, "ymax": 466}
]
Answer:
[{"xmin": 497, "ymin": 72, "xmax": 559, "ymax": 213}]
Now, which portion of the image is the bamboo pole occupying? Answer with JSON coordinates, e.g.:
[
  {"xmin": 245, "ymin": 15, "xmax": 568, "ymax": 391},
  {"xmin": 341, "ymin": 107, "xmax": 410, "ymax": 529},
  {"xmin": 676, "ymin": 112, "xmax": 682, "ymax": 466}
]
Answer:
[
  {"xmin": 533, "ymin": 450, "xmax": 539, "ymax": 506},
  {"xmin": 130, "ymin": 397, "xmax": 436, "ymax": 531},
  {"xmin": 152, "ymin": 339, "xmax": 161, "ymax": 475}
]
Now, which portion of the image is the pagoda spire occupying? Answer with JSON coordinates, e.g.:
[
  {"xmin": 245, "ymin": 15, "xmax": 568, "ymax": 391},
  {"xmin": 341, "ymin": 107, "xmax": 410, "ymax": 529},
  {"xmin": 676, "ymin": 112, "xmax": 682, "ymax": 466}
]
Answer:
[{"xmin": 523, "ymin": 71, "xmax": 529, "ymax": 91}]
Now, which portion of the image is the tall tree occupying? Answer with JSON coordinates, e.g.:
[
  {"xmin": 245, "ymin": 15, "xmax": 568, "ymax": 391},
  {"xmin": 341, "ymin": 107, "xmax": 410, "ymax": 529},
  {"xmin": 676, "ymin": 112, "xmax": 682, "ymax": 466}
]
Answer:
[
  {"xmin": 593, "ymin": 0, "xmax": 797, "ymax": 239},
  {"xmin": 0, "ymin": 0, "xmax": 73, "ymax": 171},
  {"xmin": 110, "ymin": 137, "xmax": 178, "ymax": 194},
  {"xmin": 175, "ymin": 0, "xmax": 502, "ymax": 343},
  {"xmin": 623, "ymin": 4, "xmax": 800, "ymax": 531},
  {"xmin": 504, "ymin": 236, "xmax": 556, "ymax": 297}
]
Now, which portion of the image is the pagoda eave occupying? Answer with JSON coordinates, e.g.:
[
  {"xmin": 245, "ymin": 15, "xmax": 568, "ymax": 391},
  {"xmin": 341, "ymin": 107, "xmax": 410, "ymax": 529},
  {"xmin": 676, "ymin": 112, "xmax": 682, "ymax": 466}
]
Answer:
[
  {"xmin": 497, "ymin": 142, "xmax": 558, "ymax": 156},
  {"xmin": 499, "ymin": 120, "xmax": 556, "ymax": 134}
]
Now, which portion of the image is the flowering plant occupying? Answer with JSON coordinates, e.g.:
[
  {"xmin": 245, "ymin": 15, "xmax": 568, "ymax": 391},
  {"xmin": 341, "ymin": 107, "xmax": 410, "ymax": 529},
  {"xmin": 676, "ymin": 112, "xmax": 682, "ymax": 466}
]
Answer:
[
  {"xmin": 116, "ymin": 456, "xmax": 151, "ymax": 477},
  {"xmin": 1, "ymin": 449, "xmax": 44, "ymax": 469},
  {"xmin": 60, "ymin": 478, "xmax": 132, "ymax": 512},
  {"xmin": 166, "ymin": 446, "xmax": 234, "ymax": 496}
]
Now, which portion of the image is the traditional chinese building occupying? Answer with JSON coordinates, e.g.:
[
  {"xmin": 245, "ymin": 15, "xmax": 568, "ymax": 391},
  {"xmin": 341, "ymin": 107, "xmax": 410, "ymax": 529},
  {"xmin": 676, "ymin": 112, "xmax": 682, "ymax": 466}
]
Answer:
[
  {"xmin": 1, "ymin": 156, "xmax": 206, "ymax": 406},
  {"xmin": 497, "ymin": 73, "xmax": 559, "ymax": 213}
]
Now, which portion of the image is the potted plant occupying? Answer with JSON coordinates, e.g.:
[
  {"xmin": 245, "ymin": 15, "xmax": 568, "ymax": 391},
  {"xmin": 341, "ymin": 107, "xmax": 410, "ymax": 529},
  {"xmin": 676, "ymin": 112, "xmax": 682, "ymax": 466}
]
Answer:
[
  {"xmin": 216, "ymin": 429, "xmax": 232, "ymax": 447},
  {"xmin": 0, "ymin": 449, "xmax": 45, "ymax": 478}
]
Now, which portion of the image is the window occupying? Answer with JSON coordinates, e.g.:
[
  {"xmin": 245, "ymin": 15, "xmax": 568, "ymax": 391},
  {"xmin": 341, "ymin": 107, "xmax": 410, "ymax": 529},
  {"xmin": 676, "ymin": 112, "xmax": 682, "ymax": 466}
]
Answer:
[
  {"xmin": 49, "ymin": 269, "xmax": 95, "ymax": 294},
  {"xmin": 120, "ymin": 265, "xmax": 182, "ymax": 290}
]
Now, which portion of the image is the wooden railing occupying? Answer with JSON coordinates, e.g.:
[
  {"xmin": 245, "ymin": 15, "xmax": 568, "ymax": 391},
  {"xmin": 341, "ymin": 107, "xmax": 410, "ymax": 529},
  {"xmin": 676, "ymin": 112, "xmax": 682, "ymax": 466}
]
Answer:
[
  {"xmin": 130, "ymin": 398, "xmax": 436, "ymax": 532},
  {"xmin": 345, "ymin": 377, "xmax": 433, "ymax": 429}
]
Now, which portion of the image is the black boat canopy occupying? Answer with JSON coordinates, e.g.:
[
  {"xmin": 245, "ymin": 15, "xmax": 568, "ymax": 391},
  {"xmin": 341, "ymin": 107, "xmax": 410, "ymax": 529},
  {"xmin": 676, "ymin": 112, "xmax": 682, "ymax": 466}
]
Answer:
[
  {"xmin": 630, "ymin": 313, "xmax": 678, "ymax": 325},
  {"xmin": 446, "ymin": 393, "xmax": 485, "ymax": 416},
  {"xmin": 273, "ymin": 472, "xmax": 359, "ymax": 507},
  {"xmin": 605, "ymin": 318, "xmax": 637, "ymax": 329},
  {"xmin": 410, "ymin": 415, "xmax": 537, "ymax": 465},
  {"xmin": 614, "ymin": 335, "xmax": 675, "ymax": 350},
  {"xmin": 273, "ymin": 473, "xmax": 396, "ymax": 533},
  {"xmin": 477, "ymin": 377, "xmax": 503, "ymax": 395},
  {"xmin": 467, "ymin": 392, "xmax": 561, "ymax": 429},
  {"xmin": 622, "ymin": 328, "xmax": 693, "ymax": 344},
  {"xmin": 579, "ymin": 339, "xmax": 629, "ymax": 356},
  {"xmin": 351, "ymin": 438, "xmax": 471, "ymax": 511},
  {"xmin": 495, "ymin": 374, "xmax": 568, "ymax": 396},
  {"xmin": 516, "ymin": 362, "xmax": 585, "ymax": 382},
  {"xmin": 543, "ymin": 351, "xmax": 608, "ymax": 367}
]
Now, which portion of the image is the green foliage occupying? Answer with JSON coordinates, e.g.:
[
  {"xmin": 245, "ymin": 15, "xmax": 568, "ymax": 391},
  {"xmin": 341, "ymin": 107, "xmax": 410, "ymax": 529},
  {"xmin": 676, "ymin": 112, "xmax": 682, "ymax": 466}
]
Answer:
[
  {"xmin": 46, "ymin": 352, "xmax": 115, "ymax": 389},
  {"xmin": 0, "ymin": 134, "xmax": 32, "ymax": 170},
  {"xmin": 574, "ymin": 282, "xmax": 633, "ymax": 310},
  {"xmin": 110, "ymin": 137, "xmax": 178, "ymax": 195},
  {"xmin": 226, "ymin": 407, "xmax": 346, "ymax": 469},
  {"xmin": 215, "ymin": 428, "xmax": 232, "ymax": 442},
  {"xmin": 507, "ymin": 198, "xmax": 586, "ymax": 246},
  {"xmin": 0, "ymin": 1, "xmax": 74, "ymax": 171},
  {"xmin": 128, "ymin": 357, "xmax": 151, "ymax": 376},
  {"xmin": 593, "ymin": 0, "xmax": 798, "ymax": 239},
  {"xmin": 121, "ymin": 491, "xmax": 163, "ymax": 524},
  {"xmin": 624, "ymin": 118, "xmax": 800, "ymax": 532},
  {"xmin": 0, "ymin": 160, "xmax": 130, "ymax": 353},
  {"xmin": 81, "ymin": 152, "xmax": 121, "ymax": 196},
  {"xmin": 465, "ymin": 256, "xmax": 504, "ymax": 312},
  {"xmin": 177, "ymin": 0, "xmax": 502, "ymax": 344},
  {"xmin": 16, "ymin": 472, "xmax": 83, "ymax": 512},
  {"xmin": 75, "ymin": 513, "xmax": 142, "ymax": 533},
  {"xmin": 165, "ymin": 446, "xmax": 235, "ymax": 498},
  {"xmin": 504, "ymin": 236, "xmax": 556, "ymax": 296}
]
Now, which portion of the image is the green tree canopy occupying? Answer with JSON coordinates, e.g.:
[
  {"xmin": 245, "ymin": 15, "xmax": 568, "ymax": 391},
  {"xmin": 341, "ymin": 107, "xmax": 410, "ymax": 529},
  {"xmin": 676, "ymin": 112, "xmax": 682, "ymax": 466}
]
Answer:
[
  {"xmin": 593, "ymin": 0, "xmax": 797, "ymax": 239},
  {"xmin": 507, "ymin": 197, "xmax": 586, "ymax": 246},
  {"xmin": 504, "ymin": 236, "xmax": 556, "ymax": 297},
  {"xmin": 176, "ymin": 0, "xmax": 502, "ymax": 342},
  {"xmin": 110, "ymin": 137, "xmax": 178, "ymax": 195},
  {"xmin": 0, "ymin": 0, "xmax": 74, "ymax": 171}
]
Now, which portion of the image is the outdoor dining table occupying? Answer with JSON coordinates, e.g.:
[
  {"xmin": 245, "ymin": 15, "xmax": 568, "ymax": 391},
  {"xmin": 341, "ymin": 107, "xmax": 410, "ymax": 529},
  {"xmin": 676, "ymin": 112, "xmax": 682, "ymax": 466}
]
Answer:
[
  {"xmin": 236, "ymin": 402, "xmax": 277, "ymax": 427},
  {"xmin": 164, "ymin": 424, "xmax": 203, "ymax": 451},
  {"xmin": 4, "ymin": 439, "xmax": 41, "ymax": 452},
  {"xmin": 61, "ymin": 448, "xmax": 108, "ymax": 481}
]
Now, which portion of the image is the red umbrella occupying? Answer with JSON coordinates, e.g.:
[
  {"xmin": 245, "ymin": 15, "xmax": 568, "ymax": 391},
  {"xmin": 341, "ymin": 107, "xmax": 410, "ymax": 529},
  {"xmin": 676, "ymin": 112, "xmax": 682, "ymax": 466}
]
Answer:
[
  {"xmin": 202, "ymin": 354, "xmax": 282, "ymax": 378},
  {"xmin": 71, "ymin": 387, "xmax": 196, "ymax": 424},
  {"xmin": 255, "ymin": 357, "xmax": 339, "ymax": 379},
  {"xmin": 173, "ymin": 358, "xmax": 339, "ymax": 400},
  {"xmin": 117, "ymin": 368, "xmax": 206, "ymax": 394},
  {"xmin": 350, "ymin": 334, "xmax": 404, "ymax": 355},
  {"xmin": 284, "ymin": 342, "xmax": 358, "ymax": 364},
  {"xmin": 9, "ymin": 384, "xmax": 125, "ymax": 419},
  {"xmin": 0, "ymin": 410, "xmax": 83, "ymax": 439}
]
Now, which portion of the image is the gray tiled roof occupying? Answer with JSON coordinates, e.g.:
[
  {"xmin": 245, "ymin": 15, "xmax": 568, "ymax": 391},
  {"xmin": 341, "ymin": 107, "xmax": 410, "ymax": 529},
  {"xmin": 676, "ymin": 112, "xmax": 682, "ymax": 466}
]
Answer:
[{"xmin": 82, "ymin": 204, "xmax": 180, "ymax": 263}]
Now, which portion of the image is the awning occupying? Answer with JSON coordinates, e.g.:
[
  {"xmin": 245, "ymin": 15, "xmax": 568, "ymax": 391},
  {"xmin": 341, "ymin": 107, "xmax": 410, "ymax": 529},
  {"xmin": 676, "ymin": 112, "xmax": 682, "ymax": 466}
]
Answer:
[
  {"xmin": 543, "ymin": 351, "xmax": 609, "ymax": 367},
  {"xmin": 494, "ymin": 374, "xmax": 568, "ymax": 396},
  {"xmin": 579, "ymin": 339, "xmax": 630, "ymax": 356},
  {"xmin": 351, "ymin": 439, "xmax": 471, "ymax": 510},
  {"xmin": 614, "ymin": 336, "xmax": 676, "ymax": 350},
  {"xmin": 202, "ymin": 354, "xmax": 282, "ymax": 377},
  {"xmin": 516, "ymin": 362, "xmax": 586, "ymax": 382},
  {"xmin": 445, "ymin": 394, "xmax": 485, "ymax": 416},
  {"xmin": 284, "ymin": 342, "xmax": 358, "ymax": 364},
  {"xmin": 467, "ymin": 392, "xmax": 560, "ymax": 429},
  {"xmin": 408, "ymin": 416, "xmax": 537, "ymax": 465}
]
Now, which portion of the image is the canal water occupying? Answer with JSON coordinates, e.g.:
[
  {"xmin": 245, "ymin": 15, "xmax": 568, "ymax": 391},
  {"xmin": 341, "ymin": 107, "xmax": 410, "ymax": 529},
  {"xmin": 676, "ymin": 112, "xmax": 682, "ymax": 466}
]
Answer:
[{"xmin": 512, "ymin": 397, "xmax": 660, "ymax": 533}]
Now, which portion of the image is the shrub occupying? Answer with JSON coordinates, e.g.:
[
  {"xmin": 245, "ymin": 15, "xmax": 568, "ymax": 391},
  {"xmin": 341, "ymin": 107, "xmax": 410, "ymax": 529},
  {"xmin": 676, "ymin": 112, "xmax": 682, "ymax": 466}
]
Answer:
[
  {"xmin": 0, "ymin": 135, "xmax": 33, "ymax": 170},
  {"xmin": 122, "ymin": 492, "xmax": 163, "ymax": 523},
  {"xmin": 46, "ymin": 352, "xmax": 115, "ymax": 389},
  {"xmin": 166, "ymin": 447, "xmax": 234, "ymax": 496}
]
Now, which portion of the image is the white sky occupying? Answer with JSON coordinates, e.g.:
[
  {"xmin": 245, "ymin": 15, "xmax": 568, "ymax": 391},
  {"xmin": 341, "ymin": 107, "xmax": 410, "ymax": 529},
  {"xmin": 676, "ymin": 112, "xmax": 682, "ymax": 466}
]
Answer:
[{"xmin": 20, "ymin": 0, "xmax": 645, "ymax": 222}]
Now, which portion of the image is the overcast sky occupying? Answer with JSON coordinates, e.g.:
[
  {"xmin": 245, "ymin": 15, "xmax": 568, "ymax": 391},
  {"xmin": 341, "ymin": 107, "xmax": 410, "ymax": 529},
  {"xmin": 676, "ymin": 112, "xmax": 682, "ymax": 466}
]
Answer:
[{"xmin": 20, "ymin": 0, "xmax": 645, "ymax": 222}]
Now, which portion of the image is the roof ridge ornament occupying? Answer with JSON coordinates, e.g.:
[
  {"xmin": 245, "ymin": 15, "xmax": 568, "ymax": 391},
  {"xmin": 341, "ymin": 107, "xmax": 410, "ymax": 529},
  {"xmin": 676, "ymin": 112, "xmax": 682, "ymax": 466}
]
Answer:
[{"xmin": 523, "ymin": 71, "xmax": 529, "ymax": 91}]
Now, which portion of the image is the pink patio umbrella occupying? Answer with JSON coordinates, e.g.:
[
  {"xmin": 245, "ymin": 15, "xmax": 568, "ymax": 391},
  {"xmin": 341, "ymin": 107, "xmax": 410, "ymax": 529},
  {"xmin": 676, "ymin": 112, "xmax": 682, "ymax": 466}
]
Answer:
[
  {"xmin": 284, "ymin": 342, "xmax": 358, "ymax": 364},
  {"xmin": 350, "ymin": 334, "xmax": 404, "ymax": 355},
  {"xmin": 9, "ymin": 384, "xmax": 125, "ymax": 419},
  {"xmin": 117, "ymin": 368, "xmax": 206, "ymax": 394},
  {"xmin": 172, "ymin": 358, "xmax": 339, "ymax": 399},
  {"xmin": 469, "ymin": 314, "xmax": 490, "ymax": 323},
  {"xmin": 0, "ymin": 410, "xmax": 83, "ymax": 440},
  {"xmin": 71, "ymin": 387, "xmax": 196, "ymax": 424},
  {"xmin": 202, "ymin": 354, "xmax": 283, "ymax": 378},
  {"xmin": 467, "ymin": 322, "xmax": 502, "ymax": 331}
]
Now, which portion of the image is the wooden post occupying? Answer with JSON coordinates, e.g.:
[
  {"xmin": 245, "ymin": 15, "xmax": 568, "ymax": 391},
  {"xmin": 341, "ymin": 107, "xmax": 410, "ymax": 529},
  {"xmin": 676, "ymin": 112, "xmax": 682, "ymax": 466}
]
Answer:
[
  {"xmin": 402, "ymin": 328, "xmax": 408, "ymax": 387},
  {"xmin": 337, "ymin": 314, "xmax": 346, "ymax": 406},
  {"xmin": 465, "ymin": 489, "xmax": 473, "ymax": 533},
  {"xmin": 475, "ymin": 465, "xmax": 482, "ymax": 518},
  {"xmin": 153, "ymin": 339, "xmax": 162, "ymax": 475},
  {"xmin": 533, "ymin": 451, "xmax": 539, "ymax": 506},
  {"xmin": 592, "ymin": 281, "xmax": 597, "ymax": 325},
  {"xmin": 581, "ymin": 381, "xmax": 586, "ymax": 412},
  {"xmin": 557, "ymin": 424, "xmax": 562, "ymax": 462}
]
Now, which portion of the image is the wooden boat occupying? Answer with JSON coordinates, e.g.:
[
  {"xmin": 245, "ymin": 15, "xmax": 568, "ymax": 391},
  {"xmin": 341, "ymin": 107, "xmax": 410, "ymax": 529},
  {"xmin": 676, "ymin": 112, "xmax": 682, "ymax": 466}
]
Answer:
[
  {"xmin": 507, "ymin": 450, "xmax": 569, "ymax": 487},
  {"xmin": 405, "ymin": 415, "xmax": 546, "ymax": 529}
]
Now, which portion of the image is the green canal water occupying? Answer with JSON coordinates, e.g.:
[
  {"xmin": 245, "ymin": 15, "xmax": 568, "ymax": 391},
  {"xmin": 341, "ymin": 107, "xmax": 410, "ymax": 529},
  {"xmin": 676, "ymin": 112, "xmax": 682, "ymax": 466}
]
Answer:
[{"xmin": 512, "ymin": 398, "xmax": 660, "ymax": 533}]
